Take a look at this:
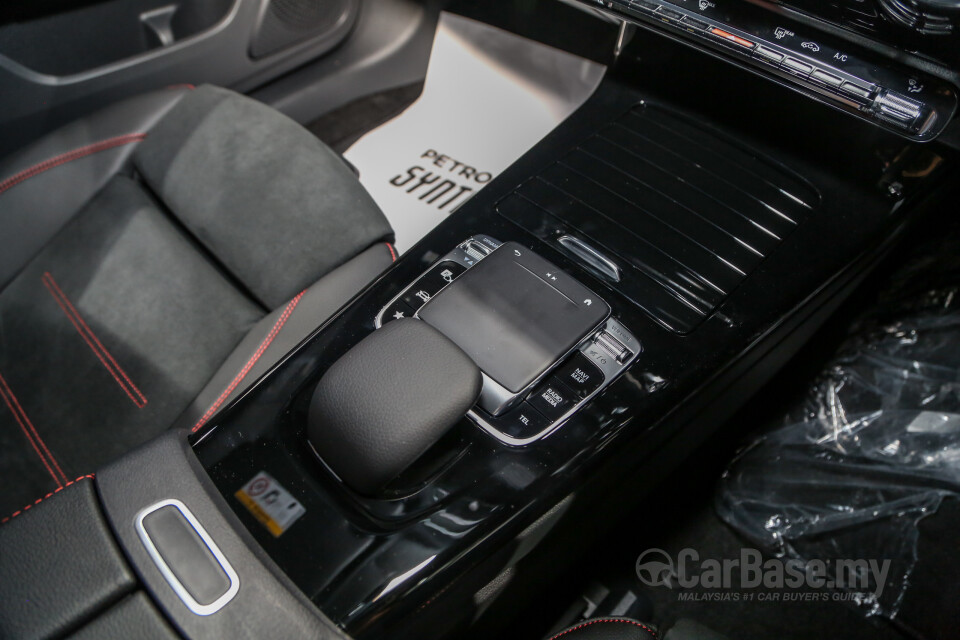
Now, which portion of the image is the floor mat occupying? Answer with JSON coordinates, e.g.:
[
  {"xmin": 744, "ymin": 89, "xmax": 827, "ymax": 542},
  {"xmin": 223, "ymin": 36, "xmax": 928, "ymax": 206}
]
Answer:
[
  {"xmin": 545, "ymin": 434, "xmax": 908, "ymax": 640},
  {"xmin": 307, "ymin": 83, "xmax": 424, "ymax": 155},
  {"xmin": 716, "ymin": 223, "xmax": 960, "ymax": 639},
  {"xmin": 342, "ymin": 12, "xmax": 605, "ymax": 251}
]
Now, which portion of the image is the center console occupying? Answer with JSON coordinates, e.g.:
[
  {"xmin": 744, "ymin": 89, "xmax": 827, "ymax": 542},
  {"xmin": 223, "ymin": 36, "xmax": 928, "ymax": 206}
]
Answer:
[
  {"xmin": 375, "ymin": 236, "xmax": 639, "ymax": 444},
  {"xmin": 179, "ymin": 38, "xmax": 954, "ymax": 637}
]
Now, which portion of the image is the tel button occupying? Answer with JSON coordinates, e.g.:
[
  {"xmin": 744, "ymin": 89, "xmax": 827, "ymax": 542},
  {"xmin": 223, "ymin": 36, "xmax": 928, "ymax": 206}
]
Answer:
[{"xmin": 497, "ymin": 403, "xmax": 552, "ymax": 439}]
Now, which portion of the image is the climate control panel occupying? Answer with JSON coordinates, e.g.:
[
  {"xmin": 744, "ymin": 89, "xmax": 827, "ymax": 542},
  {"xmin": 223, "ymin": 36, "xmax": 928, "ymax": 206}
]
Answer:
[{"xmin": 588, "ymin": 0, "xmax": 957, "ymax": 140}]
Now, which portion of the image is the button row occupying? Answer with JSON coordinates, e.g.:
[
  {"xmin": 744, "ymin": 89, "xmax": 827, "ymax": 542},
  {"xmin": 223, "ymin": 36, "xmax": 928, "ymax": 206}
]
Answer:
[
  {"xmin": 751, "ymin": 46, "xmax": 873, "ymax": 98},
  {"xmin": 493, "ymin": 352, "xmax": 605, "ymax": 440},
  {"xmin": 380, "ymin": 261, "xmax": 467, "ymax": 324},
  {"xmin": 750, "ymin": 46, "xmax": 876, "ymax": 104},
  {"xmin": 597, "ymin": 0, "xmax": 945, "ymax": 138},
  {"xmin": 614, "ymin": 0, "xmax": 878, "ymax": 104}
]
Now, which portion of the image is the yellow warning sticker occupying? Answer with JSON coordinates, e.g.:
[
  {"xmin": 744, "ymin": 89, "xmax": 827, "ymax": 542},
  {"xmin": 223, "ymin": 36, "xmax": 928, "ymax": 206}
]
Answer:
[{"xmin": 235, "ymin": 471, "xmax": 305, "ymax": 538}]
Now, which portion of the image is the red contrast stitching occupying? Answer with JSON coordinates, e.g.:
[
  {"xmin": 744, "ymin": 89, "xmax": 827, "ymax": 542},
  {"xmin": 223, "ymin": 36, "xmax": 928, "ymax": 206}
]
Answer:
[
  {"xmin": 0, "ymin": 133, "xmax": 147, "ymax": 196},
  {"xmin": 549, "ymin": 619, "xmax": 658, "ymax": 640},
  {"xmin": 385, "ymin": 242, "xmax": 397, "ymax": 262},
  {"xmin": 0, "ymin": 372, "xmax": 68, "ymax": 487},
  {"xmin": 42, "ymin": 272, "xmax": 147, "ymax": 408},
  {"xmin": 165, "ymin": 83, "xmax": 196, "ymax": 90},
  {"xmin": 0, "ymin": 475, "xmax": 95, "ymax": 525},
  {"xmin": 191, "ymin": 290, "xmax": 306, "ymax": 433}
]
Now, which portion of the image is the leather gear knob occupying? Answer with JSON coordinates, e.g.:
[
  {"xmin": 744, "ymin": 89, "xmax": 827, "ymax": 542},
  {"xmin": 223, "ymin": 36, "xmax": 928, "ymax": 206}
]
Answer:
[{"xmin": 308, "ymin": 319, "xmax": 482, "ymax": 495}]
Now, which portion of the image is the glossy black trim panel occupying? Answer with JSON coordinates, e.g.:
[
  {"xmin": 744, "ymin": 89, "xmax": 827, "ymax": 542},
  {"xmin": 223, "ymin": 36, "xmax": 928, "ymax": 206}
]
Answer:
[{"xmin": 191, "ymin": 46, "xmax": 955, "ymax": 639}]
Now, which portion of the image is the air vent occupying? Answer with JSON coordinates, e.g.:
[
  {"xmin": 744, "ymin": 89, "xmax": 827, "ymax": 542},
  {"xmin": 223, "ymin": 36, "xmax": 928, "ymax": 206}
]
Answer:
[
  {"xmin": 878, "ymin": 0, "xmax": 957, "ymax": 34},
  {"xmin": 497, "ymin": 104, "xmax": 820, "ymax": 334}
]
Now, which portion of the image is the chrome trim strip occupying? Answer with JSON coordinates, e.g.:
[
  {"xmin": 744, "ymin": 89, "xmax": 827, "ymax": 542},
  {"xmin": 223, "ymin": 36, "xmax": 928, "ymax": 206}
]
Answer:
[
  {"xmin": 135, "ymin": 499, "xmax": 240, "ymax": 616},
  {"xmin": 558, "ymin": 235, "xmax": 622, "ymax": 282}
]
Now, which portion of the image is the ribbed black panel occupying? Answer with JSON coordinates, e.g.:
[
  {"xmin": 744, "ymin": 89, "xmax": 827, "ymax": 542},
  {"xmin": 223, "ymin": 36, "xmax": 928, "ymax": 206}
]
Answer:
[{"xmin": 497, "ymin": 104, "xmax": 819, "ymax": 333}]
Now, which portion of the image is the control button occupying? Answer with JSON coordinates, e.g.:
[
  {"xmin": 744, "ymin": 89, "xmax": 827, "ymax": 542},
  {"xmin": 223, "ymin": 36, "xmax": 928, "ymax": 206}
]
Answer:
[
  {"xmin": 709, "ymin": 28, "xmax": 754, "ymax": 48},
  {"xmin": 420, "ymin": 261, "xmax": 467, "ymax": 293},
  {"xmin": 595, "ymin": 329, "xmax": 633, "ymax": 364},
  {"xmin": 556, "ymin": 353, "xmax": 604, "ymax": 398},
  {"xmin": 401, "ymin": 261, "xmax": 466, "ymax": 310},
  {"xmin": 656, "ymin": 6, "xmax": 683, "ymax": 21},
  {"xmin": 463, "ymin": 240, "xmax": 494, "ymax": 260},
  {"xmin": 839, "ymin": 81, "xmax": 872, "ymax": 100},
  {"xmin": 682, "ymin": 16, "xmax": 709, "ymax": 31},
  {"xmin": 381, "ymin": 299, "xmax": 416, "ymax": 324},
  {"xmin": 528, "ymin": 379, "xmax": 576, "ymax": 421},
  {"xmin": 584, "ymin": 343, "xmax": 613, "ymax": 369},
  {"xmin": 782, "ymin": 57, "xmax": 814, "ymax": 77},
  {"xmin": 876, "ymin": 91, "xmax": 922, "ymax": 122},
  {"xmin": 402, "ymin": 286, "xmax": 436, "ymax": 310},
  {"xmin": 605, "ymin": 321, "xmax": 639, "ymax": 352},
  {"xmin": 810, "ymin": 69, "xmax": 844, "ymax": 88},
  {"xmin": 496, "ymin": 403, "xmax": 552, "ymax": 439},
  {"xmin": 753, "ymin": 45, "xmax": 784, "ymax": 65}
]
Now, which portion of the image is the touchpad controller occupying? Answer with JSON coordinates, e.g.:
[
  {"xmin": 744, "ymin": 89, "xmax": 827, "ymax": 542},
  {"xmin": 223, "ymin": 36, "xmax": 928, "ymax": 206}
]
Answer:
[
  {"xmin": 375, "ymin": 237, "xmax": 639, "ymax": 444},
  {"xmin": 419, "ymin": 241, "xmax": 609, "ymax": 413}
]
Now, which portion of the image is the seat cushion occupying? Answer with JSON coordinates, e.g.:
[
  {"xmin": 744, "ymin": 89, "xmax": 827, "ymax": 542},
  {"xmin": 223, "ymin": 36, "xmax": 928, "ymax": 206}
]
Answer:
[
  {"xmin": 0, "ymin": 88, "xmax": 189, "ymax": 291},
  {"xmin": 134, "ymin": 85, "xmax": 394, "ymax": 308},
  {"xmin": 181, "ymin": 241, "xmax": 396, "ymax": 434},
  {"xmin": 0, "ymin": 177, "xmax": 263, "ymax": 516},
  {"xmin": 0, "ymin": 83, "xmax": 395, "ymax": 522}
]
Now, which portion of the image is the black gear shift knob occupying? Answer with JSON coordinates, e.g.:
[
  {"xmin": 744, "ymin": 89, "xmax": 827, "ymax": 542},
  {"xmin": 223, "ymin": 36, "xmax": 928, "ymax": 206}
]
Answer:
[{"xmin": 308, "ymin": 319, "xmax": 482, "ymax": 495}]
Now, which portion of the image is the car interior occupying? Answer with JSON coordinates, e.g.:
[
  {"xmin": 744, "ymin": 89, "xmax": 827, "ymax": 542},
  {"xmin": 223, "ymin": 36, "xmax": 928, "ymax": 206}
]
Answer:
[{"xmin": 0, "ymin": 0, "xmax": 958, "ymax": 638}]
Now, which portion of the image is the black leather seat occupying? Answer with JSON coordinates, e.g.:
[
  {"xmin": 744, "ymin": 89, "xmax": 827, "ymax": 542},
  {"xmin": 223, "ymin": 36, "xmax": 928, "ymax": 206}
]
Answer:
[
  {"xmin": 547, "ymin": 617, "xmax": 731, "ymax": 640},
  {"xmin": 548, "ymin": 618, "xmax": 659, "ymax": 639},
  {"xmin": 0, "ymin": 85, "xmax": 395, "ymax": 520}
]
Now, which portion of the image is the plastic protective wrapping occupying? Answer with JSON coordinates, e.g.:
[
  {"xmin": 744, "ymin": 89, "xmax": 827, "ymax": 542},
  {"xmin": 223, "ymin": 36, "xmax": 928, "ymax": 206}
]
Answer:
[{"xmin": 717, "ymin": 241, "xmax": 960, "ymax": 620}]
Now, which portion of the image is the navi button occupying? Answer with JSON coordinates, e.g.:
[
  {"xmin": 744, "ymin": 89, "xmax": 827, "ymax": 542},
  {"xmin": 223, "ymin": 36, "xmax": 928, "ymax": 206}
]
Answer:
[{"xmin": 556, "ymin": 353, "xmax": 605, "ymax": 398}]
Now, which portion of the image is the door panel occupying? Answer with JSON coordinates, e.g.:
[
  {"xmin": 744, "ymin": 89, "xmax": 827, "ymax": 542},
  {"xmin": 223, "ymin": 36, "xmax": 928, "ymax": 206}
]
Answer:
[{"xmin": 0, "ymin": 0, "xmax": 360, "ymax": 157}]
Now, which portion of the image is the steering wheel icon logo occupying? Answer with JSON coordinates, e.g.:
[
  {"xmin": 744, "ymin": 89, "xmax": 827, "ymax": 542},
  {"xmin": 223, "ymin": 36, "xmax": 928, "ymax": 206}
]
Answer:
[{"xmin": 635, "ymin": 549, "xmax": 675, "ymax": 588}]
